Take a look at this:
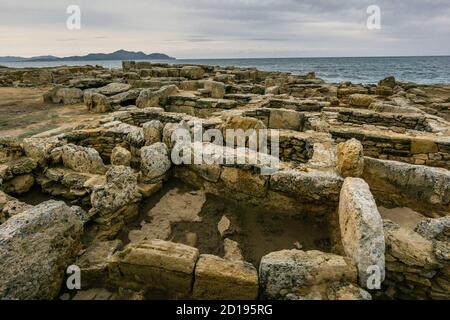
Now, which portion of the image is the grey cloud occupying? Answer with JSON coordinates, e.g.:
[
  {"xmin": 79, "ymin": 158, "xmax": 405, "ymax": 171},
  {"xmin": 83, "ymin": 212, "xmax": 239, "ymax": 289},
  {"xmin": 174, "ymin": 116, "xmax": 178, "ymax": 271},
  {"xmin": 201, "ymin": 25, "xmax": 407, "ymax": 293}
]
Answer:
[{"xmin": 0, "ymin": 0, "xmax": 449, "ymax": 58}]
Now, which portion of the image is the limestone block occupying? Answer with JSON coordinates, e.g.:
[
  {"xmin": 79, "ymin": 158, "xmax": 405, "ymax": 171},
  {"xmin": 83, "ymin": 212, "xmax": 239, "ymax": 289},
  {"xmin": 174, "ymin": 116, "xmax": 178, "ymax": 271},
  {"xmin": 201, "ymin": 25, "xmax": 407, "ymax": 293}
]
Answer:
[
  {"xmin": 1, "ymin": 174, "xmax": 34, "ymax": 195},
  {"xmin": 0, "ymin": 201, "xmax": 84, "ymax": 299},
  {"xmin": 336, "ymin": 138, "xmax": 364, "ymax": 177},
  {"xmin": 180, "ymin": 66, "xmax": 205, "ymax": 80},
  {"xmin": 220, "ymin": 167, "xmax": 268, "ymax": 197},
  {"xmin": 109, "ymin": 240, "xmax": 199, "ymax": 296},
  {"xmin": 204, "ymin": 80, "xmax": 225, "ymax": 98},
  {"xmin": 269, "ymin": 109, "xmax": 302, "ymax": 131},
  {"xmin": 76, "ymin": 240, "xmax": 122, "ymax": 288},
  {"xmin": 143, "ymin": 120, "xmax": 163, "ymax": 146},
  {"xmin": 338, "ymin": 178, "xmax": 385, "ymax": 287},
  {"xmin": 193, "ymin": 254, "xmax": 258, "ymax": 300},
  {"xmin": 140, "ymin": 143, "xmax": 171, "ymax": 183},
  {"xmin": 348, "ymin": 94, "xmax": 374, "ymax": 108},
  {"xmin": 111, "ymin": 146, "xmax": 131, "ymax": 166},
  {"xmin": 259, "ymin": 250, "xmax": 357, "ymax": 299}
]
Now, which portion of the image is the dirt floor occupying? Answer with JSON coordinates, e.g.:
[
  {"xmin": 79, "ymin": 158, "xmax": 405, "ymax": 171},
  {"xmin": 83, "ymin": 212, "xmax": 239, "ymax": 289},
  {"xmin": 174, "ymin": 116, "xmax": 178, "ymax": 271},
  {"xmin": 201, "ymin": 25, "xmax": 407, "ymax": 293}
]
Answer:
[
  {"xmin": 0, "ymin": 87, "xmax": 100, "ymax": 138},
  {"xmin": 378, "ymin": 206, "xmax": 426, "ymax": 230}
]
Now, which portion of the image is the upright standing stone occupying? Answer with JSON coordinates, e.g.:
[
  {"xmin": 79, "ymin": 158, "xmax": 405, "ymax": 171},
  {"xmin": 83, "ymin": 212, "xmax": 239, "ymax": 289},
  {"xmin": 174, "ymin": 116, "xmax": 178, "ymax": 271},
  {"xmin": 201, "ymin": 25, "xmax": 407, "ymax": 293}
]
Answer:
[
  {"xmin": 338, "ymin": 178, "xmax": 385, "ymax": 288},
  {"xmin": 336, "ymin": 138, "xmax": 364, "ymax": 178}
]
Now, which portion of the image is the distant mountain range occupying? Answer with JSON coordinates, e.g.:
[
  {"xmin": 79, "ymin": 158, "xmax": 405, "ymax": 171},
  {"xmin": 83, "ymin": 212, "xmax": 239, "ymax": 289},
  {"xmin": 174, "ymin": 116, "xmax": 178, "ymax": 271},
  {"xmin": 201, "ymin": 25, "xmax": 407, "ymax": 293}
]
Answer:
[{"xmin": 0, "ymin": 50, "xmax": 175, "ymax": 62}]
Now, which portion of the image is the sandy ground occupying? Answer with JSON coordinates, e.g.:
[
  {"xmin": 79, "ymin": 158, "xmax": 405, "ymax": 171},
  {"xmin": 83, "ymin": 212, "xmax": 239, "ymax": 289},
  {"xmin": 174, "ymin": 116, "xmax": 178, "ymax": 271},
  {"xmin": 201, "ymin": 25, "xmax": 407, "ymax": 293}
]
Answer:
[
  {"xmin": 378, "ymin": 206, "xmax": 426, "ymax": 230},
  {"xmin": 0, "ymin": 87, "xmax": 101, "ymax": 138}
]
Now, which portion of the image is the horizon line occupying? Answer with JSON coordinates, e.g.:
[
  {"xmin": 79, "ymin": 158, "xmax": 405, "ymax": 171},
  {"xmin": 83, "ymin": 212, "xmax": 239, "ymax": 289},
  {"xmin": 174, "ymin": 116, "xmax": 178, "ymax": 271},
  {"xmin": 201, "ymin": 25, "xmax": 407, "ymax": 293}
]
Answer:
[
  {"xmin": 177, "ymin": 54, "xmax": 450, "ymax": 60},
  {"xmin": 4, "ymin": 54, "xmax": 450, "ymax": 62}
]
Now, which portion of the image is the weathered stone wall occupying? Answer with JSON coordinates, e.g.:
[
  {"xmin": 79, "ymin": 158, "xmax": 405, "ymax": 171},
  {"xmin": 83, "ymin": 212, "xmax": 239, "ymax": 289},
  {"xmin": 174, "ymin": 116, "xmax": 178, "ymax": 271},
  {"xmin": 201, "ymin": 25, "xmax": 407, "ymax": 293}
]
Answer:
[
  {"xmin": 63, "ymin": 123, "xmax": 144, "ymax": 165},
  {"xmin": 380, "ymin": 219, "xmax": 449, "ymax": 300},
  {"xmin": 362, "ymin": 157, "xmax": 450, "ymax": 217},
  {"xmin": 164, "ymin": 95, "xmax": 238, "ymax": 118},
  {"xmin": 262, "ymin": 98, "xmax": 329, "ymax": 112},
  {"xmin": 0, "ymin": 138, "xmax": 37, "ymax": 195},
  {"xmin": 331, "ymin": 129, "xmax": 450, "ymax": 170},
  {"xmin": 243, "ymin": 108, "xmax": 306, "ymax": 131},
  {"xmin": 337, "ymin": 109, "xmax": 432, "ymax": 132},
  {"xmin": 175, "ymin": 159, "xmax": 342, "ymax": 216},
  {"xmin": 111, "ymin": 110, "xmax": 317, "ymax": 164},
  {"xmin": 278, "ymin": 131, "xmax": 315, "ymax": 163},
  {"xmin": 107, "ymin": 239, "xmax": 259, "ymax": 299},
  {"xmin": 84, "ymin": 238, "xmax": 370, "ymax": 300},
  {"xmin": 0, "ymin": 137, "xmax": 24, "ymax": 161}
]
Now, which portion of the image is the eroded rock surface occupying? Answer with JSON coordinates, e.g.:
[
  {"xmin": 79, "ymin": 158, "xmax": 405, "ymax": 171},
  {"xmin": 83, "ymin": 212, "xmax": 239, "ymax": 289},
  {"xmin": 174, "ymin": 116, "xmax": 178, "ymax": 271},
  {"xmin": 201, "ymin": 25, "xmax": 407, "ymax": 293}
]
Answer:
[
  {"xmin": 140, "ymin": 142, "xmax": 171, "ymax": 183},
  {"xmin": 336, "ymin": 138, "xmax": 364, "ymax": 177},
  {"xmin": 259, "ymin": 250, "xmax": 357, "ymax": 300},
  {"xmin": 0, "ymin": 201, "xmax": 84, "ymax": 299},
  {"xmin": 339, "ymin": 178, "xmax": 385, "ymax": 288}
]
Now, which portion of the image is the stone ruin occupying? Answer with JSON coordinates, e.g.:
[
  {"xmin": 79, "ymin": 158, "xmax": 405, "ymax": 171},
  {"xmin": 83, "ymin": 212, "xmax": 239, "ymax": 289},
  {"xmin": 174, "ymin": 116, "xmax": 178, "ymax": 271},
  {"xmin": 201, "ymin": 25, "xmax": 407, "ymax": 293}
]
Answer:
[{"xmin": 0, "ymin": 61, "xmax": 449, "ymax": 300}]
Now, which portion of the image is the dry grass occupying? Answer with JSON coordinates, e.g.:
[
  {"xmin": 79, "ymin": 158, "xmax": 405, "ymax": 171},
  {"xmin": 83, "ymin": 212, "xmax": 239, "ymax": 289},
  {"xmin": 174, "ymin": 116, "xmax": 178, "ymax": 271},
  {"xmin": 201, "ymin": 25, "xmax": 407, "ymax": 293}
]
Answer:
[{"xmin": 0, "ymin": 87, "xmax": 102, "ymax": 138}]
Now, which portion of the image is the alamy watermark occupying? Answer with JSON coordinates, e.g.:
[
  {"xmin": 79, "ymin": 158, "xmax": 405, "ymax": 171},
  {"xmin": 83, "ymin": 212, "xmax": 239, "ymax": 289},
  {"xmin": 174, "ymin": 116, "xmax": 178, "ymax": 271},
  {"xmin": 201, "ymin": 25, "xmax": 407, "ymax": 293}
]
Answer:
[
  {"xmin": 66, "ymin": 265, "xmax": 81, "ymax": 290},
  {"xmin": 170, "ymin": 122, "xmax": 280, "ymax": 175},
  {"xmin": 366, "ymin": 265, "xmax": 382, "ymax": 290},
  {"xmin": 367, "ymin": 5, "xmax": 381, "ymax": 30},
  {"xmin": 66, "ymin": 5, "xmax": 81, "ymax": 30}
]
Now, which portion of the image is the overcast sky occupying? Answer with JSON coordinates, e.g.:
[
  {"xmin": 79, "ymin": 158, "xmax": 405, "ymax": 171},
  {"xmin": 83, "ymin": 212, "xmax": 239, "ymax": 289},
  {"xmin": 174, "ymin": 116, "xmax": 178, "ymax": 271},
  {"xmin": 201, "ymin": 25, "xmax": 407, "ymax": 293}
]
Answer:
[{"xmin": 1, "ymin": 0, "xmax": 449, "ymax": 58}]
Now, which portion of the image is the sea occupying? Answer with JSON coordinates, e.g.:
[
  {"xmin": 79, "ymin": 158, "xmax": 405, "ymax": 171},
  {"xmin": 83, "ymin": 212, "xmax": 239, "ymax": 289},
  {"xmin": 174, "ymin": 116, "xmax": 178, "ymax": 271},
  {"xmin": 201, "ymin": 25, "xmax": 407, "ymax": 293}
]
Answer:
[{"xmin": 2, "ymin": 56, "xmax": 450, "ymax": 85}]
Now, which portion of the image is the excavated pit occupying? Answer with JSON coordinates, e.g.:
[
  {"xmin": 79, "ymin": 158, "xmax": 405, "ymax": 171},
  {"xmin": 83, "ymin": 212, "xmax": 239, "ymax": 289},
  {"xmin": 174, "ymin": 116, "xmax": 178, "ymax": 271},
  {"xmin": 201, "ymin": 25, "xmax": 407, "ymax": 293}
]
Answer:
[{"xmin": 121, "ymin": 179, "xmax": 332, "ymax": 267}]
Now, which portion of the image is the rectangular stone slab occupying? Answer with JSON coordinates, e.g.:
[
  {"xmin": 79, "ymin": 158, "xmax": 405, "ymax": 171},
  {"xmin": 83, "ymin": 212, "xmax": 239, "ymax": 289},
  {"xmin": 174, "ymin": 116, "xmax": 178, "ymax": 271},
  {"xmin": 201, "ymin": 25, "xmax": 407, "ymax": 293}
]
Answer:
[
  {"xmin": 108, "ymin": 240, "xmax": 199, "ymax": 296},
  {"xmin": 193, "ymin": 254, "xmax": 259, "ymax": 300}
]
